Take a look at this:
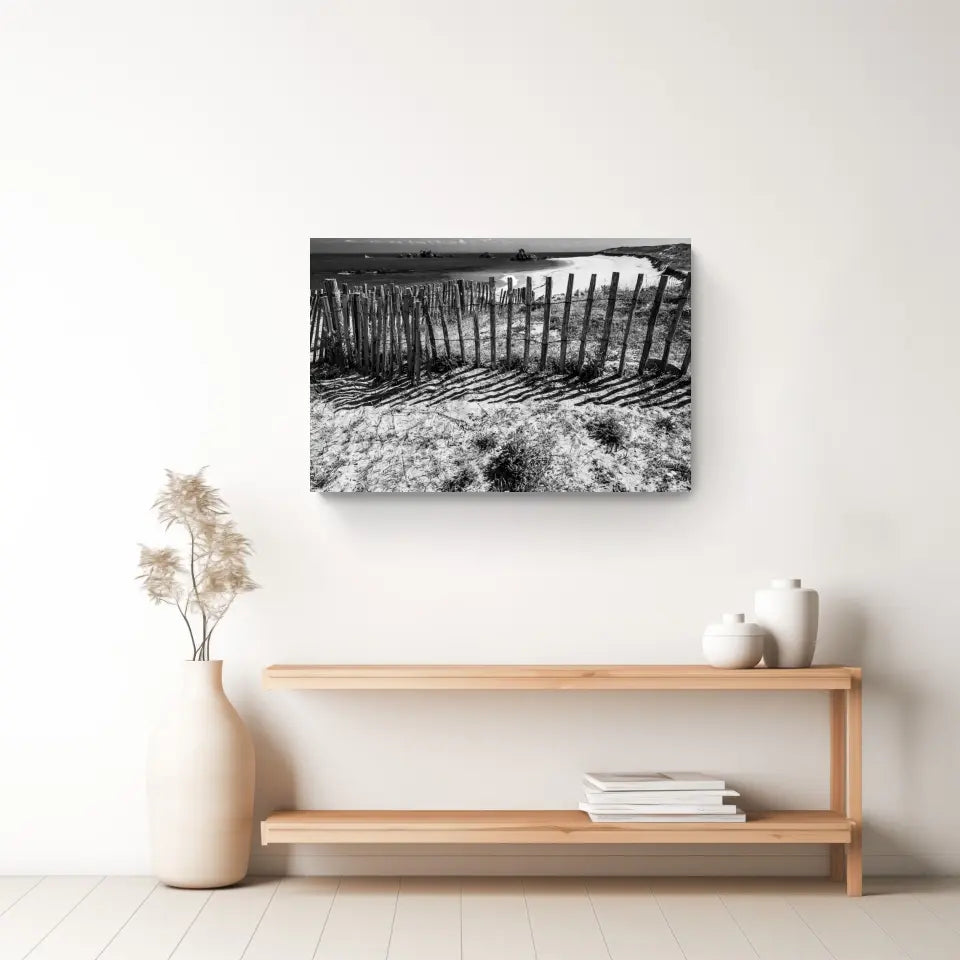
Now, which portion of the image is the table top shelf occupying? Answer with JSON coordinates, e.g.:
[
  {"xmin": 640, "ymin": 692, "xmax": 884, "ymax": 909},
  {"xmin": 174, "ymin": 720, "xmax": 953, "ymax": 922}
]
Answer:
[
  {"xmin": 263, "ymin": 664, "xmax": 860, "ymax": 691},
  {"xmin": 261, "ymin": 809, "xmax": 853, "ymax": 845}
]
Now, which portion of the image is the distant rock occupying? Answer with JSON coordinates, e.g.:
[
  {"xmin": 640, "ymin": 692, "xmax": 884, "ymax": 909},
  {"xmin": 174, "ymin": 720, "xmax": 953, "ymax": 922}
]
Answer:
[{"xmin": 511, "ymin": 248, "xmax": 538, "ymax": 262}]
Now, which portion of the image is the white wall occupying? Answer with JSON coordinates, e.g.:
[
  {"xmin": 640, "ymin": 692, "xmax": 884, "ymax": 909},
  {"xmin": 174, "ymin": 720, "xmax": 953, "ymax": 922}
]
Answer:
[{"xmin": 1, "ymin": 0, "xmax": 959, "ymax": 877}]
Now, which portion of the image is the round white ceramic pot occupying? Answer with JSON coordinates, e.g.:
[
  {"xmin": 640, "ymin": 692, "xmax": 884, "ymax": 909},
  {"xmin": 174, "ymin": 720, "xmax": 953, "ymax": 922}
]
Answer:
[
  {"xmin": 147, "ymin": 660, "xmax": 255, "ymax": 888},
  {"xmin": 702, "ymin": 613, "xmax": 766, "ymax": 669},
  {"xmin": 755, "ymin": 578, "xmax": 820, "ymax": 668}
]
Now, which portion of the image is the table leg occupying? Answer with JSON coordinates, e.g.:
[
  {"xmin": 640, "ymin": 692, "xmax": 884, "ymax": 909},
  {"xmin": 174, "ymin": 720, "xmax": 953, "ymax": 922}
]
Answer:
[
  {"xmin": 829, "ymin": 690, "xmax": 846, "ymax": 882},
  {"xmin": 845, "ymin": 674, "xmax": 863, "ymax": 896}
]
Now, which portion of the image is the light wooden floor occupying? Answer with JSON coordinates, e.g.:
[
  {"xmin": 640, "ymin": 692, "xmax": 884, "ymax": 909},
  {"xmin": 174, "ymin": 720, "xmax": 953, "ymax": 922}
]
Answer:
[{"xmin": 1, "ymin": 876, "xmax": 958, "ymax": 960}]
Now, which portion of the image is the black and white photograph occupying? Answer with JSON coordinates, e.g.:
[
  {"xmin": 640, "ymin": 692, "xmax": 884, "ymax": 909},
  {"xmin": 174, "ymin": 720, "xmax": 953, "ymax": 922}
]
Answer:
[{"xmin": 310, "ymin": 239, "xmax": 692, "ymax": 492}]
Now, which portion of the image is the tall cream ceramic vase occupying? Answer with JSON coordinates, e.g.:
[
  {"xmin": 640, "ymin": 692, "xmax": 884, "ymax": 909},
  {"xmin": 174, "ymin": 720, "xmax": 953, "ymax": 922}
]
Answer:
[
  {"xmin": 755, "ymin": 578, "xmax": 820, "ymax": 668},
  {"xmin": 147, "ymin": 660, "xmax": 255, "ymax": 888}
]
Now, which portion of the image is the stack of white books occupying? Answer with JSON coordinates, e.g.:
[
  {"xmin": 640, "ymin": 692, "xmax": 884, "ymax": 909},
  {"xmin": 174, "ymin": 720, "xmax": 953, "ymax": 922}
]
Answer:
[{"xmin": 579, "ymin": 772, "xmax": 745, "ymax": 822}]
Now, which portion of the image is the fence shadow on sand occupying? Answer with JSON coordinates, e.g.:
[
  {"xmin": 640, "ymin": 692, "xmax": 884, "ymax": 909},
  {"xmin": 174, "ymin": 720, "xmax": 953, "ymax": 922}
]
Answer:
[{"xmin": 315, "ymin": 364, "xmax": 691, "ymax": 412}]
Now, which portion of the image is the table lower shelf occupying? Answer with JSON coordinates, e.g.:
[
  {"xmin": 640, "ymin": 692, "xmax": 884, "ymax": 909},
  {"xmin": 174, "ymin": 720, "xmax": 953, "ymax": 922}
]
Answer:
[{"xmin": 261, "ymin": 810, "xmax": 853, "ymax": 846}]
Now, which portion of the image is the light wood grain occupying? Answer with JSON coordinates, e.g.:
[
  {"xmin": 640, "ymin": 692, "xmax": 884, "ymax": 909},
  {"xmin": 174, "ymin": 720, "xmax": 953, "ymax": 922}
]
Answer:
[
  {"xmin": 261, "ymin": 809, "xmax": 853, "ymax": 846},
  {"xmin": 262, "ymin": 662, "xmax": 863, "ymax": 893},
  {"xmin": 829, "ymin": 688, "xmax": 847, "ymax": 882},
  {"xmin": 846, "ymin": 674, "xmax": 863, "ymax": 896},
  {"xmin": 263, "ymin": 663, "xmax": 858, "ymax": 690}
]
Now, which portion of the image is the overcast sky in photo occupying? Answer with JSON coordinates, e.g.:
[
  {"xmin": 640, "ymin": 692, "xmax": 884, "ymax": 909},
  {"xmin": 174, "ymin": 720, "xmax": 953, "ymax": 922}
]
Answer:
[{"xmin": 310, "ymin": 238, "xmax": 689, "ymax": 255}]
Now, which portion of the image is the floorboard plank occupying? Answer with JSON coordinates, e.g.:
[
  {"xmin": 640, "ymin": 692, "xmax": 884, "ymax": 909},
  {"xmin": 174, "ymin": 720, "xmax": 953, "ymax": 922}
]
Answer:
[
  {"xmin": 652, "ymin": 884, "xmax": 760, "ymax": 960},
  {"xmin": 241, "ymin": 877, "xmax": 338, "ymax": 960},
  {"xmin": 0, "ymin": 876, "xmax": 101, "ymax": 960},
  {"xmin": 719, "ymin": 892, "xmax": 833, "ymax": 960},
  {"xmin": 98, "ymin": 885, "xmax": 212, "ymax": 960},
  {"xmin": 858, "ymin": 889, "xmax": 960, "ymax": 960},
  {"xmin": 27, "ymin": 877, "xmax": 156, "ymax": 960},
  {"xmin": 787, "ymin": 893, "xmax": 909, "ymax": 960},
  {"xmin": 585, "ymin": 878, "xmax": 685, "ymax": 960},
  {"xmin": 0, "ymin": 878, "xmax": 43, "ymax": 918},
  {"xmin": 168, "ymin": 879, "xmax": 279, "ymax": 960},
  {"xmin": 461, "ymin": 878, "xmax": 536, "ymax": 960},
  {"xmin": 313, "ymin": 877, "xmax": 399, "ymax": 960},
  {"xmin": 387, "ymin": 878, "xmax": 460, "ymax": 960},
  {"xmin": 523, "ymin": 878, "xmax": 610, "ymax": 960},
  {"xmin": 903, "ymin": 879, "xmax": 960, "ymax": 936}
]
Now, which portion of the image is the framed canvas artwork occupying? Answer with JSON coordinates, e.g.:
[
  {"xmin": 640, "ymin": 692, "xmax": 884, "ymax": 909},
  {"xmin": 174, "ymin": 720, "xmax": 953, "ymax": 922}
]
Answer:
[{"xmin": 310, "ymin": 239, "xmax": 691, "ymax": 493}]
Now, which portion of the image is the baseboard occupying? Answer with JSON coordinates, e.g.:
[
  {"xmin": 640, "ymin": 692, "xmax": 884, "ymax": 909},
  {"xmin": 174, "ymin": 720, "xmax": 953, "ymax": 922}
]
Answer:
[
  {"xmin": 248, "ymin": 850, "xmax": 933, "ymax": 878},
  {"xmin": 249, "ymin": 850, "xmax": 828, "ymax": 877}
]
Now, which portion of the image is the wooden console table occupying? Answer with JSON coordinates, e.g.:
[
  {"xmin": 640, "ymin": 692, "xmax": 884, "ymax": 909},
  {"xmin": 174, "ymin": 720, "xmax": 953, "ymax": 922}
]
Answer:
[{"xmin": 261, "ymin": 664, "xmax": 863, "ymax": 895}]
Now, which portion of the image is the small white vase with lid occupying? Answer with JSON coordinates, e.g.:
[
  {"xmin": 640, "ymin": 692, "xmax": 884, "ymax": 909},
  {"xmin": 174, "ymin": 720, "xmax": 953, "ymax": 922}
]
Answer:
[
  {"xmin": 755, "ymin": 578, "xmax": 819, "ymax": 668},
  {"xmin": 702, "ymin": 613, "xmax": 766, "ymax": 669}
]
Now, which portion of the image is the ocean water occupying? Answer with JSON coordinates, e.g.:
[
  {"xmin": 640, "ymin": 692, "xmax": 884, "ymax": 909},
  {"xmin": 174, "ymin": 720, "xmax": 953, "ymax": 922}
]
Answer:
[{"xmin": 310, "ymin": 253, "xmax": 665, "ymax": 296}]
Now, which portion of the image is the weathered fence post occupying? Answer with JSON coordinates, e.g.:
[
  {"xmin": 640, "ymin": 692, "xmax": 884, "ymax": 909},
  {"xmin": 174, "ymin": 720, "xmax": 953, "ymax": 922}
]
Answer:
[
  {"xmin": 472, "ymin": 307, "xmax": 481, "ymax": 367},
  {"xmin": 325, "ymin": 279, "xmax": 350, "ymax": 365},
  {"xmin": 617, "ymin": 274, "xmax": 644, "ymax": 377},
  {"xmin": 437, "ymin": 290, "xmax": 452, "ymax": 359},
  {"xmin": 343, "ymin": 289, "xmax": 357, "ymax": 360},
  {"xmin": 454, "ymin": 288, "xmax": 466, "ymax": 361},
  {"xmin": 403, "ymin": 292, "xmax": 414, "ymax": 378},
  {"xmin": 539, "ymin": 276, "xmax": 552, "ymax": 371},
  {"xmin": 370, "ymin": 294, "xmax": 380, "ymax": 376},
  {"xmin": 422, "ymin": 294, "xmax": 438, "ymax": 363},
  {"xmin": 377, "ymin": 294, "xmax": 386, "ymax": 375},
  {"xmin": 413, "ymin": 300, "xmax": 423, "ymax": 383},
  {"xmin": 638, "ymin": 272, "xmax": 670, "ymax": 378},
  {"xmin": 523, "ymin": 276, "xmax": 533, "ymax": 365},
  {"xmin": 391, "ymin": 285, "xmax": 401, "ymax": 374},
  {"xmin": 505, "ymin": 276, "xmax": 514, "ymax": 366},
  {"xmin": 386, "ymin": 289, "xmax": 396, "ymax": 374},
  {"xmin": 658, "ymin": 273, "xmax": 691, "ymax": 374},
  {"xmin": 489, "ymin": 276, "xmax": 496, "ymax": 366},
  {"xmin": 576, "ymin": 274, "xmax": 598, "ymax": 372},
  {"xmin": 559, "ymin": 273, "xmax": 574, "ymax": 370},
  {"xmin": 351, "ymin": 293, "xmax": 364, "ymax": 371},
  {"xmin": 309, "ymin": 291, "xmax": 319, "ymax": 360},
  {"xmin": 597, "ymin": 271, "xmax": 620, "ymax": 372},
  {"xmin": 363, "ymin": 295, "xmax": 374, "ymax": 373}
]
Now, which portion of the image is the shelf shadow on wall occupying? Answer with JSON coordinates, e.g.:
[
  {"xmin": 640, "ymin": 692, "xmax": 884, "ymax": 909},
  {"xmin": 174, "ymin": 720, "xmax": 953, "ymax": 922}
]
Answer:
[{"xmin": 817, "ymin": 595, "xmax": 934, "ymax": 875}]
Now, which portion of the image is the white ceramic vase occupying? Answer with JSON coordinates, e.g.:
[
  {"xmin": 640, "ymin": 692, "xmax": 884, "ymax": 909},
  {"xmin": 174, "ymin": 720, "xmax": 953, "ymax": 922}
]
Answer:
[
  {"xmin": 147, "ymin": 660, "xmax": 255, "ymax": 888},
  {"xmin": 755, "ymin": 578, "xmax": 820, "ymax": 668}
]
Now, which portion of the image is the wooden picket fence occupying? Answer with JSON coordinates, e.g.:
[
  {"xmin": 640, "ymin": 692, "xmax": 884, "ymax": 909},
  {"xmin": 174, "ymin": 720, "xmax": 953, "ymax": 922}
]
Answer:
[{"xmin": 310, "ymin": 268, "xmax": 691, "ymax": 383}]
